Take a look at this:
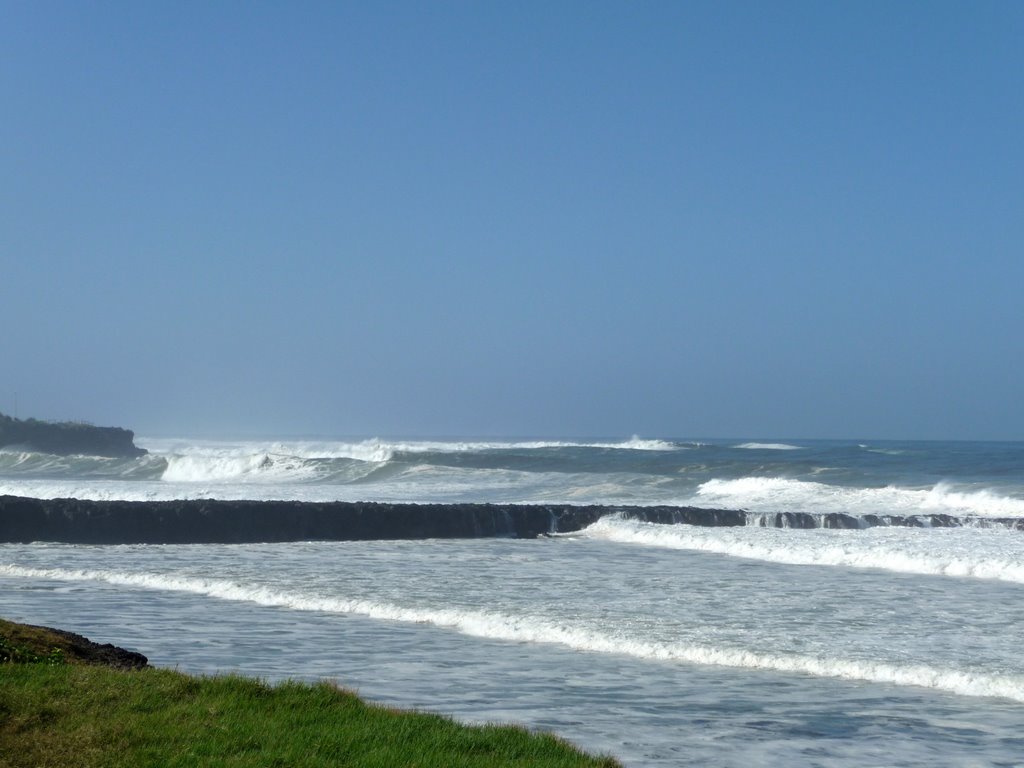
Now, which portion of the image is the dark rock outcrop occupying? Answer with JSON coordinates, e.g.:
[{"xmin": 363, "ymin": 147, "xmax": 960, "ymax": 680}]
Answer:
[
  {"xmin": 0, "ymin": 618, "xmax": 149, "ymax": 669},
  {"xmin": 38, "ymin": 625, "xmax": 149, "ymax": 669},
  {"xmin": 2, "ymin": 495, "xmax": 1019, "ymax": 544},
  {"xmin": 0, "ymin": 496, "xmax": 743, "ymax": 544},
  {"xmin": 0, "ymin": 413, "xmax": 146, "ymax": 458},
  {"xmin": 618, "ymin": 506, "xmax": 747, "ymax": 527}
]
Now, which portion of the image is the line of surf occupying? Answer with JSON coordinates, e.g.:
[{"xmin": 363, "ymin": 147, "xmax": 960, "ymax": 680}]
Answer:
[
  {"xmin": 139, "ymin": 436, "xmax": 683, "ymax": 462},
  {"xmin": 696, "ymin": 477, "xmax": 1024, "ymax": 518},
  {"xmin": 3, "ymin": 562, "xmax": 1022, "ymax": 702},
  {"xmin": 584, "ymin": 517, "xmax": 1024, "ymax": 583},
  {"xmin": 732, "ymin": 442, "xmax": 803, "ymax": 450}
]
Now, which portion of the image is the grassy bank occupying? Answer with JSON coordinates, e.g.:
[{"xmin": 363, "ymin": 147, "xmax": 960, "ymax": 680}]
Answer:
[{"xmin": 0, "ymin": 621, "xmax": 619, "ymax": 767}]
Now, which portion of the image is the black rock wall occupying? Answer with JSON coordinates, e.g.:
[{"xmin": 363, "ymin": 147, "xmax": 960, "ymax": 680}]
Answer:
[
  {"xmin": 1, "ymin": 496, "xmax": 1018, "ymax": 544},
  {"xmin": 0, "ymin": 496, "xmax": 741, "ymax": 544}
]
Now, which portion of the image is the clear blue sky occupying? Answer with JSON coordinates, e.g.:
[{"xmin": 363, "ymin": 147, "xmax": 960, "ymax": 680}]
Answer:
[{"xmin": 2, "ymin": 1, "xmax": 1021, "ymax": 439}]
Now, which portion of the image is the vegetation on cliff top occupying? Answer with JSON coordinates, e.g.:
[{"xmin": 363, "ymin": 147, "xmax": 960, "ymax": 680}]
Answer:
[{"xmin": 0, "ymin": 620, "xmax": 619, "ymax": 768}]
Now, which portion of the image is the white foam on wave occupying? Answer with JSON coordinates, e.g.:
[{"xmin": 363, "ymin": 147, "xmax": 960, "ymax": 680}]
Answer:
[
  {"xmin": 597, "ymin": 436, "xmax": 679, "ymax": 451},
  {"xmin": 0, "ymin": 448, "xmax": 39, "ymax": 464},
  {"xmin": 733, "ymin": 442, "xmax": 803, "ymax": 450},
  {"xmin": 0, "ymin": 480, "xmax": 227, "ymax": 502},
  {"xmin": 354, "ymin": 436, "xmax": 679, "ymax": 454},
  {"xmin": 921, "ymin": 483, "xmax": 1024, "ymax": 517},
  {"xmin": 0, "ymin": 449, "xmax": 124, "ymax": 472},
  {"xmin": 140, "ymin": 436, "xmax": 680, "ymax": 463},
  {"xmin": 695, "ymin": 477, "xmax": 1024, "ymax": 518},
  {"xmin": 0, "ymin": 450, "xmax": 68, "ymax": 474},
  {"xmin": 136, "ymin": 436, "xmax": 682, "ymax": 486},
  {"xmin": 3, "ymin": 562, "xmax": 1022, "ymax": 703},
  {"xmin": 140, "ymin": 438, "xmax": 394, "ymax": 465},
  {"xmin": 161, "ymin": 452, "xmax": 321, "ymax": 483},
  {"xmin": 393, "ymin": 436, "xmax": 678, "ymax": 452},
  {"xmin": 584, "ymin": 517, "xmax": 1024, "ymax": 584},
  {"xmin": 0, "ymin": 463, "xmax": 615, "ymax": 505}
]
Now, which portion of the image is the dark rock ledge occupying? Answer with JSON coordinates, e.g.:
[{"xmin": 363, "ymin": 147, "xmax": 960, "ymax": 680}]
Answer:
[
  {"xmin": 0, "ymin": 496, "xmax": 743, "ymax": 544},
  {"xmin": 0, "ymin": 618, "xmax": 148, "ymax": 669},
  {"xmin": 1, "ymin": 495, "xmax": 1021, "ymax": 544},
  {"xmin": 35, "ymin": 625, "xmax": 149, "ymax": 669}
]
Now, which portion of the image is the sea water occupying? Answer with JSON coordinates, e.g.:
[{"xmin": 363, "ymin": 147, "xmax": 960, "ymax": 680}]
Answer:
[{"xmin": 3, "ymin": 438, "xmax": 1024, "ymax": 766}]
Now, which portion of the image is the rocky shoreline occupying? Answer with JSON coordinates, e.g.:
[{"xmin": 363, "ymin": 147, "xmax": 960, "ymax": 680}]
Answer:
[{"xmin": 0, "ymin": 618, "xmax": 148, "ymax": 669}]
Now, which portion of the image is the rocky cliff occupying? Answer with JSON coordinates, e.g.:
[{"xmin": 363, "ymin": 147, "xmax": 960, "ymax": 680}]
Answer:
[{"xmin": 0, "ymin": 413, "xmax": 146, "ymax": 458}]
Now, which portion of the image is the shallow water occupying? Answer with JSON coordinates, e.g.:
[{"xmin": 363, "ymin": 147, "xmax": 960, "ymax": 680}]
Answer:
[{"xmin": 5, "ymin": 530, "xmax": 1024, "ymax": 767}]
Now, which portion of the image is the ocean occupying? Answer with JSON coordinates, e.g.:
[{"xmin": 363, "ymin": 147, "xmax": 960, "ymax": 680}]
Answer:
[{"xmin": 3, "ymin": 437, "xmax": 1024, "ymax": 766}]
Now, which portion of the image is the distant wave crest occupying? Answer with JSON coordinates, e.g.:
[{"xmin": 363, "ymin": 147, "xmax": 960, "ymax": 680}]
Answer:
[
  {"xmin": 147, "ymin": 436, "xmax": 681, "ymax": 485},
  {"xmin": 696, "ymin": 477, "xmax": 1024, "ymax": 518},
  {"xmin": 733, "ymin": 442, "xmax": 802, "ymax": 451}
]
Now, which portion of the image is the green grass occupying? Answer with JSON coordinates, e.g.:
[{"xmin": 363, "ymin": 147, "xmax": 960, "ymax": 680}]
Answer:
[
  {"xmin": 0, "ymin": 620, "xmax": 72, "ymax": 665},
  {"xmin": 0, "ymin": 622, "xmax": 620, "ymax": 768}
]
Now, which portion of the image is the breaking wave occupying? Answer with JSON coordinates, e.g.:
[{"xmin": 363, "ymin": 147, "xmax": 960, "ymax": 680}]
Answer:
[
  {"xmin": 145, "ymin": 436, "xmax": 679, "ymax": 461},
  {"xmin": 733, "ymin": 442, "xmax": 802, "ymax": 450},
  {"xmin": 583, "ymin": 517, "xmax": 1024, "ymax": 583},
  {"xmin": 135, "ymin": 436, "xmax": 682, "ymax": 485},
  {"xmin": 0, "ymin": 448, "xmax": 165, "ymax": 479},
  {"xmin": 3, "ymin": 439, "xmax": 1022, "ymax": 517},
  {"xmin": 3, "ymin": 562, "xmax": 1023, "ymax": 703},
  {"xmin": 161, "ymin": 453, "xmax": 322, "ymax": 483},
  {"xmin": 695, "ymin": 477, "xmax": 1024, "ymax": 518}
]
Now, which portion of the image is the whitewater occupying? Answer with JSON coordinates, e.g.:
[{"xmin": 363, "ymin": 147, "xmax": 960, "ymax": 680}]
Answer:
[{"xmin": 3, "ymin": 437, "xmax": 1024, "ymax": 766}]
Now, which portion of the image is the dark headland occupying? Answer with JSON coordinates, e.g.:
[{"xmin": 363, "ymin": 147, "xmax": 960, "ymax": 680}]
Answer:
[{"xmin": 0, "ymin": 412, "xmax": 146, "ymax": 458}]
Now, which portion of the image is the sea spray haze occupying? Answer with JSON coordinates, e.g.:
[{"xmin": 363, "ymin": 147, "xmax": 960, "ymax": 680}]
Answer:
[{"xmin": 4, "ymin": 437, "xmax": 1024, "ymax": 766}]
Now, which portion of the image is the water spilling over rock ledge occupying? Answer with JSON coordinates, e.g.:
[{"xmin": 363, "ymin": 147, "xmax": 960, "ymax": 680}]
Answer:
[{"xmin": 1, "ymin": 496, "xmax": 1021, "ymax": 544}]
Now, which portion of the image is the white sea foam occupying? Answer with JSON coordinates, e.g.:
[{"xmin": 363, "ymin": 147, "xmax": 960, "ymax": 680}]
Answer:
[
  {"xmin": 161, "ymin": 453, "xmax": 322, "ymax": 483},
  {"xmin": 733, "ymin": 442, "xmax": 802, "ymax": 450},
  {"xmin": 583, "ymin": 517, "xmax": 1024, "ymax": 583},
  {"xmin": 695, "ymin": 477, "xmax": 1024, "ymax": 518},
  {"xmin": 0, "ymin": 449, "xmax": 38, "ymax": 465},
  {"xmin": 371, "ymin": 436, "xmax": 679, "ymax": 454},
  {"xmin": 136, "ymin": 438, "xmax": 389, "ymax": 466},
  {"xmin": 0, "ymin": 480, "xmax": 207, "ymax": 502},
  {"xmin": 920, "ymin": 482, "xmax": 1024, "ymax": 517},
  {"xmin": 0, "ymin": 465, "xmax": 639, "ymax": 505},
  {"xmin": 600, "ymin": 436, "xmax": 679, "ymax": 451},
  {"xmin": 3, "ymin": 562, "xmax": 1022, "ymax": 703},
  {"xmin": 140, "ymin": 436, "xmax": 680, "ymax": 464},
  {"xmin": 0, "ymin": 450, "xmax": 126, "ymax": 474}
]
